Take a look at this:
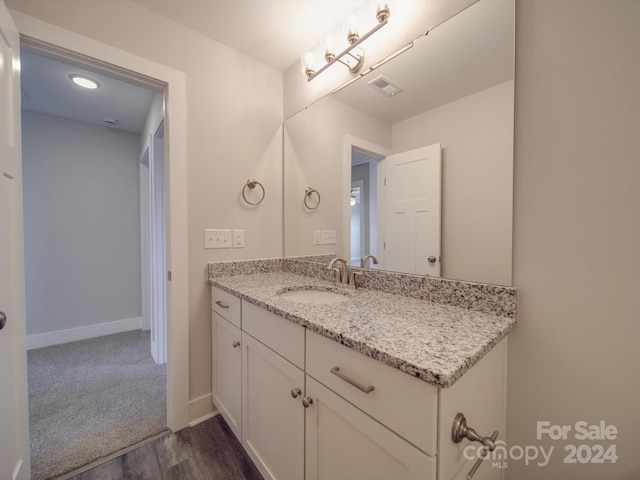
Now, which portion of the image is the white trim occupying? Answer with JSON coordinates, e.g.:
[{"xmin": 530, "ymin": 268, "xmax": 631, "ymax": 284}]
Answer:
[
  {"xmin": 188, "ymin": 393, "xmax": 217, "ymax": 426},
  {"xmin": 27, "ymin": 317, "xmax": 143, "ymax": 350},
  {"xmin": 343, "ymin": 135, "xmax": 390, "ymax": 263},
  {"xmin": 12, "ymin": 11, "xmax": 190, "ymax": 431}
]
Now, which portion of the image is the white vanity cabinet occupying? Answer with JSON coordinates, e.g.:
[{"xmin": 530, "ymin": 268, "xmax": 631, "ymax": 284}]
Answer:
[{"xmin": 210, "ymin": 285, "xmax": 507, "ymax": 480}]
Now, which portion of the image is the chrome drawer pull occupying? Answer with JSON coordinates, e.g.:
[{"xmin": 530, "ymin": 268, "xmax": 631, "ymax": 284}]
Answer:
[
  {"xmin": 330, "ymin": 366, "xmax": 374, "ymax": 394},
  {"xmin": 215, "ymin": 300, "xmax": 230, "ymax": 309}
]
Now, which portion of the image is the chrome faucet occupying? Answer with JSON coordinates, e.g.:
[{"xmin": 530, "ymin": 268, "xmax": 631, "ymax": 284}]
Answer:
[
  {"xmin": 360, "ymin": 254, "xmax": 379, "ymax": 268},
  {"xmin": 327, "ymin": 257, "xmax": 362, "ymax": 290},
  {"xmin": 327, "ymin": 257, "xmax": 348, "ymax": 286}
]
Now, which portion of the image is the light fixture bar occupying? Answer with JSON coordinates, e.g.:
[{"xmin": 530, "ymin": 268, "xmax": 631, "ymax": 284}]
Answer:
[{"xmin": 306, "ymin": 16, "xmax": 389, "ymax": 82}]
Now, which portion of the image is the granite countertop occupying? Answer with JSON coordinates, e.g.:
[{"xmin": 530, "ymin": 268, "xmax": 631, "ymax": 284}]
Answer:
[{"xmin": 209, "ymin": 271, "xmax": 516, "ymax": 388}]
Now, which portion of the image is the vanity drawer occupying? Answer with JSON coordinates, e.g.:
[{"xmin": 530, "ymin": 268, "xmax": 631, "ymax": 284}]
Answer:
[
  {"xmin": 242, "ymin": 300, "xmax": 305, "ymax": 369},
  {"xmin": 211, "ymin": 286, "xmax": 241, "ymax": 327},
  {"xmin": 306, "ymin": 330, "xmax": 438, "ymax": 455}
]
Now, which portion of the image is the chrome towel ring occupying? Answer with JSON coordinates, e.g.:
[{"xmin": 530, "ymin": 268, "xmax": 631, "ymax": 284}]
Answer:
[
  {"xmin": 304, "ymin": 187, "xmax": 320, "ymax": 210},
  {"xmin": 242, "ymin": 179, "xmax": 265, "ymax": 205}
]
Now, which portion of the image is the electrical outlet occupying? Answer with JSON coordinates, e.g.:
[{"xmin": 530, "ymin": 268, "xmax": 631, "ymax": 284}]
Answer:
[
  {"xmin": 322, "ymin": 230, "xmax": 336, "ymax": 245},
  {"xmin": 313, "ymin": 230, "xmax": 322, "ymax": 245},
  {"xmin": 233, "ymin": 229, "xmax": 245, "ymax": 248},
  {"xmin": 204, "ymin": 229, "xmax": 232, "ymax": 249}
]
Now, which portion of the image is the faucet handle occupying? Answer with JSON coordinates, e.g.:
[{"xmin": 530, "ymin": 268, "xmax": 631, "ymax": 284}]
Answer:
[
  {"xmin": 349, "ymin": 270, "xmax": 363, "ymax": 290},
  {"xmin": 331, "ymin": 267, "xmax": 342, "ymax": 285}
]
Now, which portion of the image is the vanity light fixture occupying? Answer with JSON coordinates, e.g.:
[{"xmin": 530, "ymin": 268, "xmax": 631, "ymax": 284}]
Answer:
[
  {"xmin": 69, "ymin": 74, "xmax": 100, "ymax": 90},
  {"xmin": 303, "ymin": 2, "xmax": 390, "ymax": 82}
]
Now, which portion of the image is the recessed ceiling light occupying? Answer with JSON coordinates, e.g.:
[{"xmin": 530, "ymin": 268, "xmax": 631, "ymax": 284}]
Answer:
[{"xmin": 69, "ymin": 74, "xmax": 100, "ymax": 90}]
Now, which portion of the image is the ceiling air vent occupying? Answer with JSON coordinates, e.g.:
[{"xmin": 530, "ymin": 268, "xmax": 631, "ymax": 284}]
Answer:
[
  {"xmin": 102, "ymin": 117, "xmax": 120, "ymax": 127},
  {"xmin": 367, "ymin": 75, "xmax": 403, "ymax": 97}
]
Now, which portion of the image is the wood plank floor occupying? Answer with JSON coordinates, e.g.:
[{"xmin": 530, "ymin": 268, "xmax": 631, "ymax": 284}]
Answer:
[{"xmin": 65, "ymin": 415, "xmax": 264, "ymax": 480}]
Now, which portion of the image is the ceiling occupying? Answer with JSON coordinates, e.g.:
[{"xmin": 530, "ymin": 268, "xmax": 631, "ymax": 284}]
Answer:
[
  {"xmin": 21, "ymin": 49, "xmax": 159, "ymax": 134},
  {"xmin": 132, "ymin": 0, "xmax": 367, "ymax": 72}
]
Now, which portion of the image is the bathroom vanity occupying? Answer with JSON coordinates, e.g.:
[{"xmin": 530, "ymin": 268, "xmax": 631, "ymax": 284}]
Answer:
[{"xmin": 208, "ymin": 260, "xmax": 516, "ymax": 480}]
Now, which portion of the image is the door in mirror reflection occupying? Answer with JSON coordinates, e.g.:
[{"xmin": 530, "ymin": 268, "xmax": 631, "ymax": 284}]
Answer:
[{"xmin": 384, "ymin": 144, "xmax": 441, "ymax": 276}]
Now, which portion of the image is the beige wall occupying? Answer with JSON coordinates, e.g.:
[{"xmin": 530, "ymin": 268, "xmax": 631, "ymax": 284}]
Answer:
[
  {"xmin": 509, "ymin": 1, "xmax": 640, "ymax": 479},
  {"xmin": 393, "ymin": 81, "xmax": 514, "ymax": 285},
  {"xmin": 7, "ymin": 0, "xmax": 283, "ymax": 403}
]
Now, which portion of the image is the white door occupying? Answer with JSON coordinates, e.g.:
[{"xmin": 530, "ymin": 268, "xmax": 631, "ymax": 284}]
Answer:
[
  {"xmin": 0, "ymin": 2, "xmax": 30, "ymax": 479},
  {"xmin": 384, "ymin": 144, "xmax": 441, "ymax": 276},
  {"xmin": 150, "ymin": 123, "xmax": 166, "ymax": 364}
]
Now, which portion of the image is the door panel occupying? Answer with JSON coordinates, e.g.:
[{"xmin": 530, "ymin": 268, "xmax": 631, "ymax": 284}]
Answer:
[
  {"xmin": 0, "ymin": 2, "xmax": 30, "ymax": 478},
  {"xmin": 385, "ymin": 143, "xmax": 441, "ymax": 276}
]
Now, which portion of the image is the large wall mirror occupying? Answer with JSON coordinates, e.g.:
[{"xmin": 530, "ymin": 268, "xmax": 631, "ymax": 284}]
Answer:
[{"xmin": 284, "ymin": 0, "xmax": 514, "ymax": 286}]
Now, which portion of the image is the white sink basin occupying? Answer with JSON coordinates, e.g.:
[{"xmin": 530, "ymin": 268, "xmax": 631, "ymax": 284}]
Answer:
[{"xmin": 277, "ymin": 287, "xmax": 349, "ymax": 305}]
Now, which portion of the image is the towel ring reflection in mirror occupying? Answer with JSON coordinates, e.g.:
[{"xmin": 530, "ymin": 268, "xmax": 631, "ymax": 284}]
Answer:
[
  {"xmin": 304, "ymin": 187, "xmax": 321, "ymax": 210},
  {"xmin": 242, "ymin": 179, "xmax": 265, "ymax": 206}
]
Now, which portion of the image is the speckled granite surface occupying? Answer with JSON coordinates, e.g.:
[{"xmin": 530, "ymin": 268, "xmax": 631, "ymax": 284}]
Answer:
[
  {"xmin": 208, "ymin": 270, "xmax": 516, "ymax": 388},
  {"xmin": 208, "ymin": 258, "xmax": 517, "ymax": 318}
]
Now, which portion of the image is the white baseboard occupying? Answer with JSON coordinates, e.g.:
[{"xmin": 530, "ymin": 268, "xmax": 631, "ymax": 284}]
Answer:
[
  {"xmin": 27, "ymin": 317, "xmax": 143, "ymax": 350},
  {"xmin": 189, "ymin": 392, "xmax": 217, "ymax": 426}
]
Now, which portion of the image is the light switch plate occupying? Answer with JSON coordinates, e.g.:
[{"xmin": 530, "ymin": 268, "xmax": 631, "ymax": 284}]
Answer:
[
  {"xmin": 322, "ymin": 230, "xmax": 336, "ymax": 245},
  {"xmin": 205, "ymin": 229, "xmax": 232, "ymax": 249},
  {"xmin": 233, "ymin": 229, "xmax": 245, "ymax": 248},
  {"xmin": 313, "ymin": 230, "xmax": 322, "ymax": 245}
]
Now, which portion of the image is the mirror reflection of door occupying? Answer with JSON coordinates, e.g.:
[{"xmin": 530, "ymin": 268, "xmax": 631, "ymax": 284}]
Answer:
[{"xmin": 385, "ymin": 143, "xmax": 442, "ymax": 276}]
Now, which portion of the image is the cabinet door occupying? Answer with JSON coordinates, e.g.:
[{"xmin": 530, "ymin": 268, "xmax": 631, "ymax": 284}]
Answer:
[
  {"xmin": 212, "ymin": 312, "xmax": 242, "ymax": 440},
  {"xmin": 305, "ymin": 376, "xmax": 436, "ymax": 480},
  {"xmin": 242, "ymin": 332, "xmax": 305, "ymax": 480}
]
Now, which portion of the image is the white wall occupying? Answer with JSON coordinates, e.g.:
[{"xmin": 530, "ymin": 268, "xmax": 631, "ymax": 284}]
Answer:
[
  {"xmin": 22, "ymin": 110, "xmax": 141, "ymax": 337},
  {"xmin": 392, "ymin": 81, "xmax": 514, "ymax": 285},
  {"xmin": 284, "ymin": 95, "xmax": 390, "ymax": 258},
  {"xmin": 7, "ymin": 0, "xmax": 283, "ymax": 405},
  {"xmin": 509, "ymin": 1, "xmax": 640, "ymax": 478}
]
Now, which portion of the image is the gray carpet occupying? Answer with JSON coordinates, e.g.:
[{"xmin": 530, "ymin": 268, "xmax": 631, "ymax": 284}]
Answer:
[{"xmin": 28, "ymin": 330, "xmax": 167, "ymax": 480}]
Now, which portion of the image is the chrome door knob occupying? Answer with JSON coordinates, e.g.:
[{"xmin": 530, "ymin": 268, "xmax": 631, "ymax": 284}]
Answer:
[{"xmin": 0, "ymin": 311, "xmax": 6, "ymax": 330}]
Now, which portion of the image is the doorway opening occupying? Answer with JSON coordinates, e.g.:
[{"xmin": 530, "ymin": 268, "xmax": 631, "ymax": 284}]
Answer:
[{"xmin": 20, "ymin": 39, "xmax": 170, "ymax": 478}]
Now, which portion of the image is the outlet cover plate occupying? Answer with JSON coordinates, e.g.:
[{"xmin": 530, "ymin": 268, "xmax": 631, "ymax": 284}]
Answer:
[
  {"xmin": 233, "ymin": 229, "xmax": 245, "ymax": 248},
  {"xmin": 313, "ymin": 230, "xmax": 322, "ymax": 245}
]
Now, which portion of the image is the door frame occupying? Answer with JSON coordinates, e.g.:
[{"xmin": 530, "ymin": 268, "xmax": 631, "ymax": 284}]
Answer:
[
  {"xmin": 342, "ymin": 135, "xmax": 389, "ymax": 264},
  {"xmin": 13, "ymin": 11, "xmax": 190, "ymax": 431}
]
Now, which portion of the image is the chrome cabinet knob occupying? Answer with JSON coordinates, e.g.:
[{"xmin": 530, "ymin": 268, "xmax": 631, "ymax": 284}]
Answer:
[
  {"xmin": 291, "ymin": 387, "xmax": 301, "ymax": 399},
  {"xmin": 0, "ymin": 311, "xmax": 6, "ymax": 330},
  {"xmin": 232, "ymin": 340, "xmax": 240, "ymax": 348},
  {"xmin": 427, "ymin": 256, "xmax": 437, "ymax": 263},
  {"xmin": 302, "ymin": 396, "xmax": 313, "ymax": 408}
]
